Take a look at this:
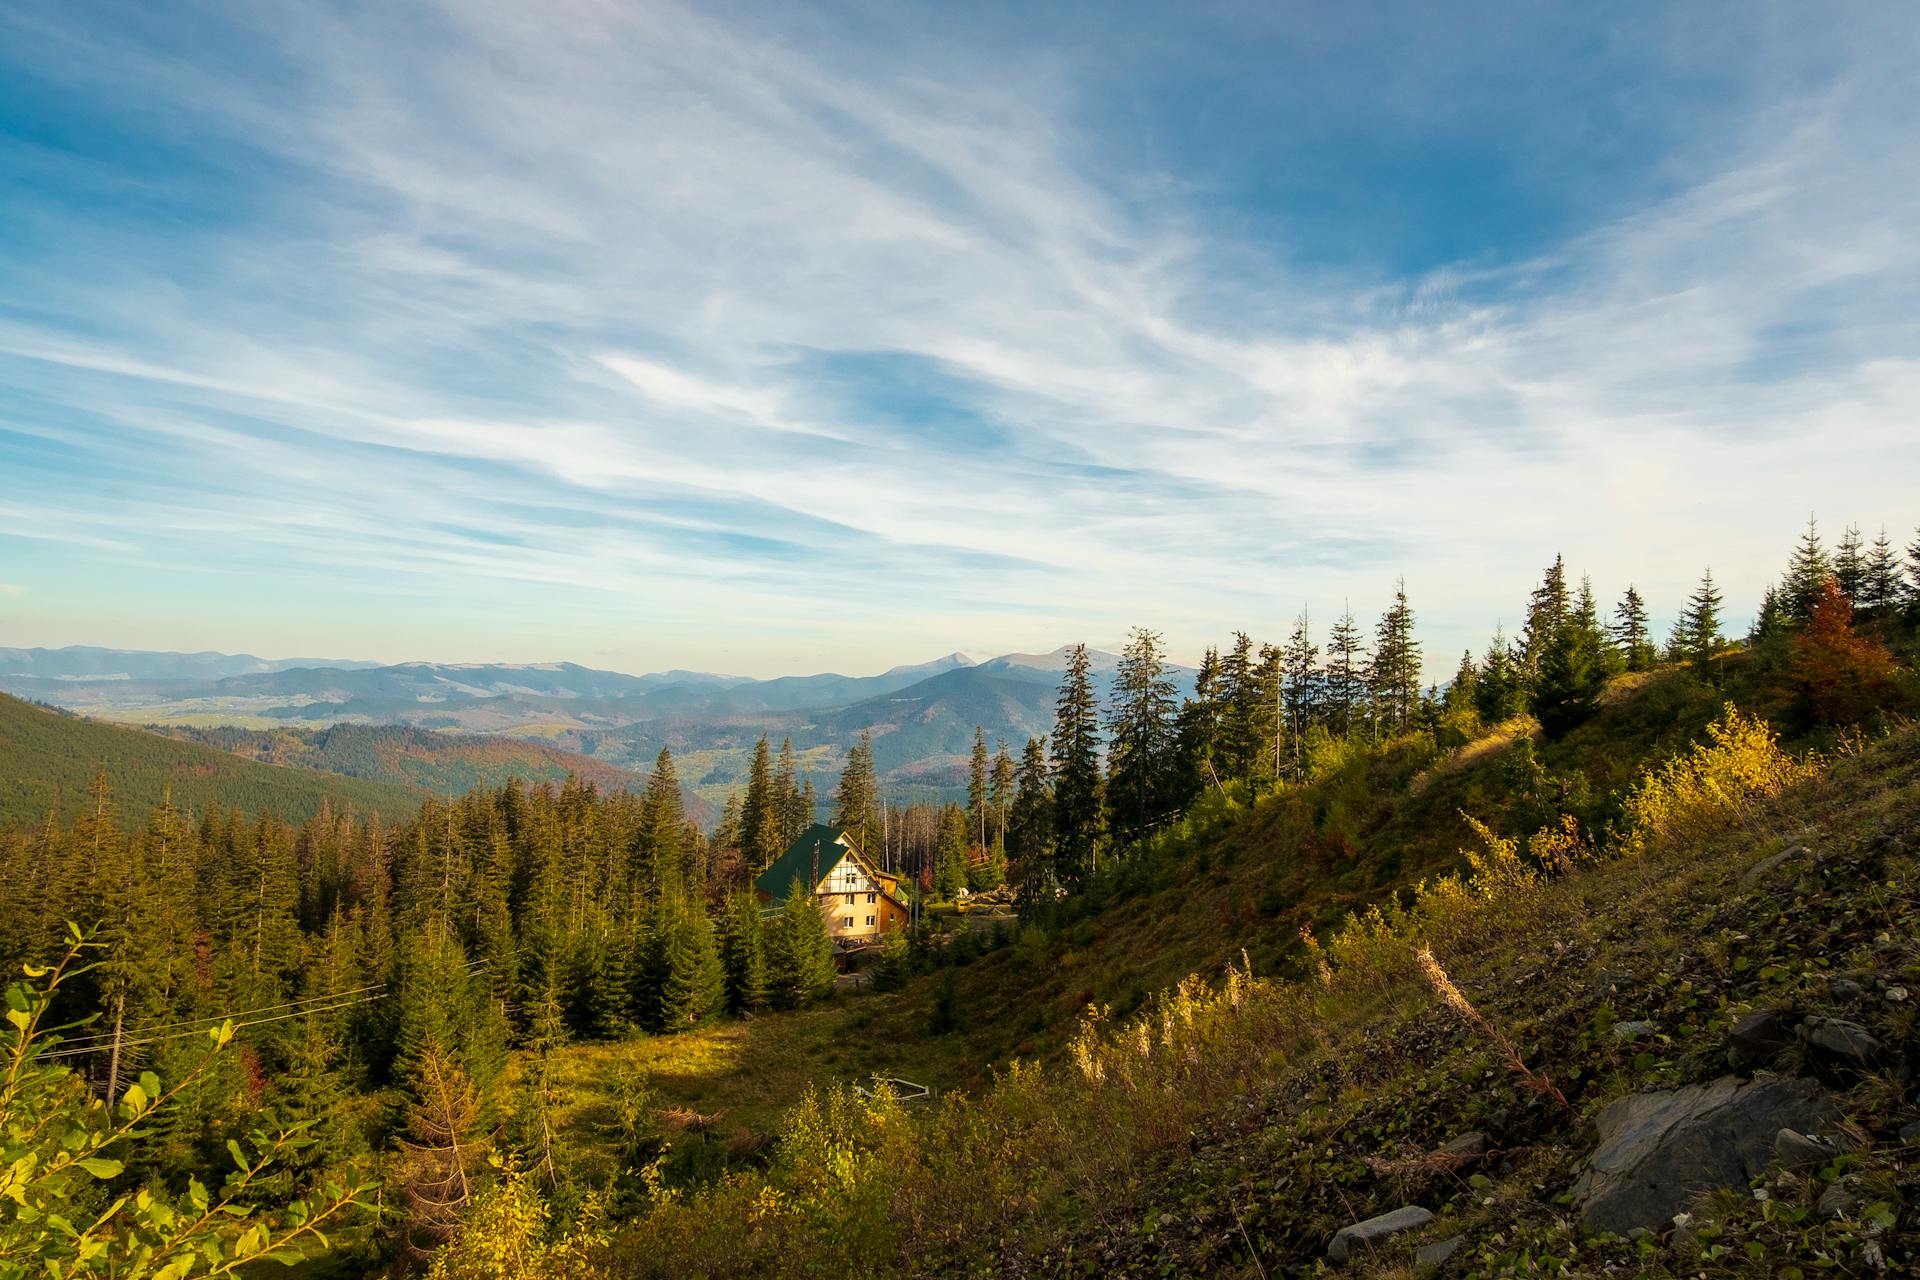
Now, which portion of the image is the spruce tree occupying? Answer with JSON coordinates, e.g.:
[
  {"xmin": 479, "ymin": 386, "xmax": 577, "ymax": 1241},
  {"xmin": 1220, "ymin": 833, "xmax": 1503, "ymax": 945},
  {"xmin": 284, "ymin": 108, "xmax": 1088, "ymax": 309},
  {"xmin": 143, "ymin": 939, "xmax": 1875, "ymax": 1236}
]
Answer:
[
  {"xmin": 1474, "ymin": 628, "xmax": 1525, "ymax": 723},
  {"xmin": 1171, "ymin": 646, "xmax": 1221, "ymax": 803},
  {"xmin": 1104, "ymin": 626, "xmax": 1177, "ymax": 843},
  {"xmin": 966, "ymin": 727, "xmax": 990, "ymax": 853},
  {"xmin": 1672, "ymin": 567, "xmax": 1725, "ymax": 674},
  {"xmin": 1612, "ymin": 585, "xmax": 1656, "ymax": 672},
  {"xmin": 1834, "ymin": 523, "xmax": 1867, "ymax": 600},
  {"xmin": 832, "ymin": 732, "xmax": 881, "ymax": 853},
  {"xmin": 1532, "ymin": 578, "xmax": 1608, "ymax": 738},
  {"xmin": 1750, "ymin": 584, "xmax": 1786, "ymax": 643},
  {"xmin": 634, "ymin": 748, "xmax": 686, "ymax": 898},
  {"xmin": 765, "ymin": 880, "xmax": 833, "ymax": 1010},
  {"xmin": 989, "ymin": 740, "xmax": 1016, "ymax": 856},
  {"xmin": 649, "ymin": 903, "xmax": 724, "ymax": 1033},
  {"xmin": 774, "ymin": 737, "xmax": 805, "ymax": 847},
  {"xmin": 1369, "ymin": 578, "xmax": 1422, "ymax": 735},
  {"xmin": 1049, "ymin": 644, "xmax": 1104, "ymax": 891},
  {"xmin": 740, "ymin": 736, "xmax": 777, "ymax": 870},
  {"xmin": 1279, "ymin": 610, "xmax": 1320, "ymax": 776},
  {"xmin": 932, "ymin": 804, "xmax": 969, "ymax": 900},
  {"xmin": 1323, "ymin": 607, "xmax": 1367, "ymax": 737},
  {"xmin": 1007, "ymin": 737, "xmax": 1053, "ymax": 896},
  {"xmin": 1862, "ymin": 528, "xmax": 1901, "ymax": 614},
  {"xmin": 1520, "ymin": 555, "xmax": 1569, "ymax": 683},
  {"xmin": 1783, "ymin": 515, "xmax": 1831, "ymax": 624},
  {"xmin": 1443, "ymin": 650, "xmax": 1479, "ymax": 716},
  {"xmin": 715, "ymin": 889, "xmax": 768, "ymax": 1014}
]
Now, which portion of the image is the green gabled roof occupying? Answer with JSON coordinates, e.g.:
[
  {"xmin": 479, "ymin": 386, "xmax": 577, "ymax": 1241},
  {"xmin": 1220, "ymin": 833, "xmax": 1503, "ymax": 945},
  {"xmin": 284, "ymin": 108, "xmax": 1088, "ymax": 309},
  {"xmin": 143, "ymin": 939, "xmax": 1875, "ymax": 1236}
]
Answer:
[{"xmin": 754, "ymin": 822, "xmax": 854, "ymax": 902}]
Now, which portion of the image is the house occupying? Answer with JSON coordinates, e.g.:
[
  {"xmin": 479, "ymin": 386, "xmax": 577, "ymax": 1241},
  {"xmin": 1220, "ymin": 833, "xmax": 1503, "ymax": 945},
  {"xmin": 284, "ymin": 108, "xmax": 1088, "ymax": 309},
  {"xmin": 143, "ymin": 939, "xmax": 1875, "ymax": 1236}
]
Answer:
[{"xmin": 754, "ymin": 822, "xmax": 911, "ymax": 945}]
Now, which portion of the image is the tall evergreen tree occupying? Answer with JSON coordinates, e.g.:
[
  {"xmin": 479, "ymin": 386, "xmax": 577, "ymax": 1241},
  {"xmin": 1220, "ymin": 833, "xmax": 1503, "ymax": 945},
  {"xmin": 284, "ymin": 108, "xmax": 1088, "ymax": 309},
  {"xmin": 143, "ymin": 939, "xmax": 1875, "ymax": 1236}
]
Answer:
[
  {"xmin": 1104, "ymin": 626, "xmax": 1178, "ymax": 844},
  {"xmin": 1834, "ymin": 523, "xmax": 1867, "ymax": 600},
  {"xmin": 1783, "ymin": 515, "xmax": 1832, "ymax": 624},
  {"xmin": 1474, "ymin": 628, "xmax": 1525, "ymax": 723},
  {"xmin": 1049, "ymin": 644, "xmax": 1104, "ymax": 891},
  {"xmin": 1442, "ymin": 650, "xmax": 1479, "ymax": 716},
  {"xmin": 1369, "ymin": 578, "xmax": 1422, "ymax": 735},
  {"xmin": 988, "ymin": 740, "xmax": 1016, "ymax": 856},
  {"xmin": 1862, "ymin": 528, "xmax": 1902, "ymax": 614},
  {"xmin": 1672, "ymin": 567, "xmax": 1725, "ymax": 673},
  {"xmin": 1279, "ymin": 610, "xmax": 1320, "ymax": 776},
  {"xmin": 1172, "ymin": 646, "xmax": 1222, "ymax": 802},
  {"xmin": 740, "ymin": 737, "xmax": 778, "ymax": 870},
  {"xmin": 765, "ymin": 880, "xmax": 834, "ymax": 1010},
  {"xmin": 1323, "ymin": 606, "xmax": 1368, "ymax": 737},
  {"xmin": 715, "ymin": 889, "xmax": 768, "ymax": 1014},
  {"xmin": 932, "ymin": 804, "xmax": 970, "ymax": 900},
  {"xmin": 1007, "ymin": 737, "xmax": 1053, "ymax": 895},
  {"xmin": 966, "ymin": 727, "xmax": 990, "ymax": 853},
  {"xmin": 832, "ymin": 732, "xmax": 881, "ymax": 853},
  {"xmin": 1533, "ymin": 577, "xmax": 1608, "ymax": 738},
  {"xmin": 774, "ymin": 737, "xmax": 805, "ymax": 847},
  {"xmin": 1520, "ymin": 555, "xmax": 1569, "ymax": 682},
  {"xmin": 1751, "ymin": 583, "xmax": 1786, "ymax": 643},
  {"xmin": 1612, "ymin": 585, "xmax": 1656, "ymax": 672}
]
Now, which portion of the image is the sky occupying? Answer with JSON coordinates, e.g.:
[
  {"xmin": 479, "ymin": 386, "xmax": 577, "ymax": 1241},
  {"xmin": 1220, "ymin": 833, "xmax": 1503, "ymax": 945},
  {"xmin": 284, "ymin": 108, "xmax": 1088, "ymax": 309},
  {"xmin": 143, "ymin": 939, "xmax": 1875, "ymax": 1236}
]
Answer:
[{"xmin": 1, "ymin": 1, "xmax": 1916, "ymax": 678}]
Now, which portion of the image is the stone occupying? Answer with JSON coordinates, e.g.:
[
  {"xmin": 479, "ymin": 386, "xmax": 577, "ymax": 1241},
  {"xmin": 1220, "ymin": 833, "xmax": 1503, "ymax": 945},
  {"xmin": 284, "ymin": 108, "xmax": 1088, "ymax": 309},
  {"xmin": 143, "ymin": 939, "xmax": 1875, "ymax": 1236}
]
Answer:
[
  {"xmin": 1727, "ymin": 1008, "xmax": 1797, "ymax": 1070},
  {"xmin": 1773, "ymin": 1128, "xmax": 1837, "ymax": 1171},
  {"xmin": 1798, "ymin": 1016, "xmax": 1884, "ymax": 1063},
  {"xmin": 1327, "ymin": 1206, "xmax": 1434, "ymax": 1264},
  {"xmin": 1740, "ymin": 849, "xmax": 1797, "ymax": 887},
  {"xmin": 1438, "ymin": 1131, "xmax": 1488, "ymax": 1161},
  {"xmin": 1416, "ymin": 1235, "xmax": 1463, "ymax": 1270},
  {"xmin": 1613, "ymin": 1020, "xmax": 1658, "ymax": 1041},
  {"xmin": 1572, "ymin": 1076, "xmax": 1839, "ymax": 1235},
  {"xmin": 1590, "ymin": 969, "xmax": 1634, "ymax": 996},
  {"xmin": 1830, "ymin": 978, "xmax": 1867, "ymax": 1000},
  {"xmin": 1817, "ymin": 1183, "xmax": 1859, "ymax": 1219}
]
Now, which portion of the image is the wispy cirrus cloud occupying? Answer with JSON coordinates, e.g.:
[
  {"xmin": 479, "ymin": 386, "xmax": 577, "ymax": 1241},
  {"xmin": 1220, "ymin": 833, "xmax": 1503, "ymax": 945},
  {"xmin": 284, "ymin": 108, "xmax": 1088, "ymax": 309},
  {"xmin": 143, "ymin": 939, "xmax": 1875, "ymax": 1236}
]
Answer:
[{"xmin": 0, "ymin": 0, "xmax": 1915, "ymax": 672}]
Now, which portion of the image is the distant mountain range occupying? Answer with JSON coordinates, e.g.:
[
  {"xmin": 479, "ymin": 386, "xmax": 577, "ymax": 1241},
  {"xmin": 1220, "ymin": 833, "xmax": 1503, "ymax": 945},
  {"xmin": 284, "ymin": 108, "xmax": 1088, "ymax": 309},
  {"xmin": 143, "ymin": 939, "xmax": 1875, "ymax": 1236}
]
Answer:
[{"xmin": 0, "ymin": 645, "xmax": 1189, "ymax": 813}]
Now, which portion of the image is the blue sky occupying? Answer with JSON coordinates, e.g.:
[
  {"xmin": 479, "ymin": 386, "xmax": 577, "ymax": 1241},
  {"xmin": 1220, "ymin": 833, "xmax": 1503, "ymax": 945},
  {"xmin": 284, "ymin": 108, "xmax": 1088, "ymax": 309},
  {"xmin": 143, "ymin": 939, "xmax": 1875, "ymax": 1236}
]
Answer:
[{"xmin": 2, "ymin": 1, "xmax": 1916, "ymax": 676}]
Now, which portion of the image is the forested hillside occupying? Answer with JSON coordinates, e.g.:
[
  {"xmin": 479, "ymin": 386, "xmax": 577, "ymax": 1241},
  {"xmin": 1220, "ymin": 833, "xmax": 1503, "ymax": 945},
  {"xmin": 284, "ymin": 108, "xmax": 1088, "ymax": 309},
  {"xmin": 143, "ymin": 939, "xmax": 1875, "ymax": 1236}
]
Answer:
[
  {"xmin": 0, "ymin": 693, "xmax": 424, "ymax": 825},
  {"xmin": 3, "ymin": 518, "xmax": 1917, "ymax": 1278}
]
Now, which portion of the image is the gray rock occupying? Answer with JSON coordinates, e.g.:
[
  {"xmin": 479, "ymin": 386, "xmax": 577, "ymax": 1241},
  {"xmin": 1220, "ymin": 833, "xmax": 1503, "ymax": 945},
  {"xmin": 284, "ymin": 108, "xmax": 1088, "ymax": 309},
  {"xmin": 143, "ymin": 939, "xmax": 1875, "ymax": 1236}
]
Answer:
[
  {"xmin": 1416, "ymin": 1234, "xmax": 1463, "ymax": 1270},
  {"xmin": 1590, "ymin": 969, "xmax": 1634, "ymax": 996},
  {"xmin": 1439, "ymin": 1131, "xmax": 1488, "ymax": 1161},
  {"xmin": 1727, "ymin": 1008, "xmax": 1797, "ymax": 1069},
  {"xmin": 1614, "ymin": 1020, "xmax": 1658, "ymax": 1041},
  {"xmin": 1817, "ymin": 1183, "xmax": 1859, "ymax": 1219},
  {"xmin": 1740, "ymin": 849, "xmax": 1797, "ymax": 887},
  {"xmin": 1773, "ymin": 1128, "xmax": 1837, "ymax": 1171},
  {"xmin": 1572, "ymin": 1076, "xmax": 1839, "ymax": 1235},
  {"xmin": 1898, "ymin": 1120, "xmax": 1920, "ymax": 1142},
  {"xmin": 1830, "ymin": 978, "xmax": 1867, "ymax": 1000},
  {"xmin": 1798, "ymin": 1016, "xmax": 1884, "ymax": 1063},
  {"xmin": 1327, "ymin": 1206, "xmax": 1434, "ymax": 1264}
]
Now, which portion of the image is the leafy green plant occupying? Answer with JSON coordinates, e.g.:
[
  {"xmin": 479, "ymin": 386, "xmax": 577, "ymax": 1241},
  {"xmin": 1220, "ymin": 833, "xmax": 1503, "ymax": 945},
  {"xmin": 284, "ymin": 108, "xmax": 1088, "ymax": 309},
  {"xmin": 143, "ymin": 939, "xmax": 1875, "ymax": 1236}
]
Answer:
[{"xmin": 0, "ymin": 927, "xmax": 374, "ymax": 1279}]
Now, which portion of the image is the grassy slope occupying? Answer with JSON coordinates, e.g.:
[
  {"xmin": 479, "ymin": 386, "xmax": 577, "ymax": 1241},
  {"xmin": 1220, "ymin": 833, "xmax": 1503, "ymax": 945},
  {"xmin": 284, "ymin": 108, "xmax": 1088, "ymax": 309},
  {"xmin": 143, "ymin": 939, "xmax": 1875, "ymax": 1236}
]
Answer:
[
  {"xmin": 525, "ymin": 667, "xmax": 1735, "ymax": 1168},
  {"xmin": 0, "ymin": 692, "xmax": 425, "ymax": 825},
  {"xmin": 584, "ymin": 701, "xmax": 1918, "ymax": 1278}
]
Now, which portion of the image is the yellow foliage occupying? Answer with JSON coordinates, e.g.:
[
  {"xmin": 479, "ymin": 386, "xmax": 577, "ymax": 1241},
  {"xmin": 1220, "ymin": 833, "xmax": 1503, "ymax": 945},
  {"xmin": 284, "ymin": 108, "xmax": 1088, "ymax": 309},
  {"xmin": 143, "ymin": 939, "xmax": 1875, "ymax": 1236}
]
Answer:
[
  {"xmin": 1616, "ymin": 704, "xmax": 1818, "ymax": 855},
  {"xmin": 425, "ymin": 1162, "xmax": 607, "ymax": 1280}
]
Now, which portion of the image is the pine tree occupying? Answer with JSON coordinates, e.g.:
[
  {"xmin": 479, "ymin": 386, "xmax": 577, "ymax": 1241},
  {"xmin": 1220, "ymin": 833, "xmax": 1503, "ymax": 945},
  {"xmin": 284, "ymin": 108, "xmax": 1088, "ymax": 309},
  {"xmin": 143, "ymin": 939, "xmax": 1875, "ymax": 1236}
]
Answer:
[
  {"xmin": 1323, "ymin": 607, "xmax": 1368, "ymax": 737},
  {"xmin": 1007, "ymin": 737, "xmax": 1053, "ymax": 896},
  {"xmin": 932, "ymin": 805, "xmax": 969, "ymax": 900},
  {"xmin": 1672, "ymin": 567, "xmax": 1725, "ymax": 673},
  {"xmin": 1783, "ymin": 515, "xmax": 1831, "ymax": 624},
  {"xmin": 647, "ymin": 903, "xmax": 724, "ymax": 1033},
  {"xmin": 1834, "ymin": 524, "xmax": 1867, "ymax": 600},
  {"xmin": 1533, "ymin": 577, "xmax": 1608, "ymax": 738},
  {"xmin": 1171, "ymin": 646, "xmax": 1221, "ymax": 803},
  {"xmin": 740, "ymin": 737, "xmax": 777, "ymax": 870},
  {"xmin": 1049, "ymin": 644, "xmax": 1104, "ymax": 891},
  {"xmin": 988, "ymin": 740, "xmax": 1016, "ymax": 857},
  {"xmin": 1369, "ymin": 578, "xmax": 1422, "ymax": 735},
  {"xmin": 1474, "ymin": 628, "xmax": 1525, "ymax": 723},
  {"xmin": 1104, "ymin": 626, "xmax": 1178, "ymax": 843},
  {"xmin": 398, "ymin": 1039, "xmax": 486, "ymax": 1259},
  {"xmin": 774, "ymin": 737, "xmax": 806, "ymax": 847},
  {"xmin": 633, "ymin": 748, "xmax": 686, "ymax": 898},
  {"xmin": 1750, "ymin": 583, "xmax": 1786, "ymax": 643},
  {"xmin": 1279, "ymin": 610, "xmax": 1320, "ymax": 776},
  {"xmin": 966, "ymin": 727, "xmax": 990, "ymax": 854},
  {"xmin": 1520, "ymin": 555, "xmax": 1569, "ymax": 683},
  {"xmin": 1443, "ymin": 650, "xmax": 1479, "ymax": 716},
  {"xmin": 1216, "ymin": 632, "xmax": 1259, "ymax": 780},
  {"xmin": 715, "ymin": 889, "xmax": 768, "ymax": 1014},
  {"xmin": 832, "ymin": 732, "xmax": 881, "ymax": 853},
  {"xmin": 765, "ymin": 880, "xmax": 833, "ymax": 1010},
  {"xmin": 1862, "ymin": 528, "xmax": 1902, "ymax": 614},
  {"xmin": 1612, "ymin": 585, "xmax": 1656, "ymax": 672}
]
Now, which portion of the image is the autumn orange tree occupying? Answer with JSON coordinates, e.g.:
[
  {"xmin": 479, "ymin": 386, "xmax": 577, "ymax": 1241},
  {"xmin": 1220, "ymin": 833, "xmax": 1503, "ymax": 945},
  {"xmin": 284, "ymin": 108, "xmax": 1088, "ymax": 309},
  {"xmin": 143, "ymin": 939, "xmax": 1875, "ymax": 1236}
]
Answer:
[{"xmin": 1790, "ymin": 577, "xmax": 1900, "ymax": 724}]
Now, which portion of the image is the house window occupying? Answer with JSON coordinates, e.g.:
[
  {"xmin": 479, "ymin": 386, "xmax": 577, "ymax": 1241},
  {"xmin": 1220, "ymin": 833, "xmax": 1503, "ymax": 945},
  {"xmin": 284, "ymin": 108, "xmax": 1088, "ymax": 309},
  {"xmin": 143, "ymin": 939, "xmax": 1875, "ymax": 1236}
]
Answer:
[
  {"xmin": 866, "ymin": 892, "xmax": 876, "ymax": 904},
  {"xmin": 841, "ymin": 917, "xmax": 853, "ymax": 929},
  {"xmin": 845, "ymin": 893, "xmax": 854, "ymax": 905},
  {"xmin": 865, "ymin": 915, "xmax": 875, "ymax": 927}
]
